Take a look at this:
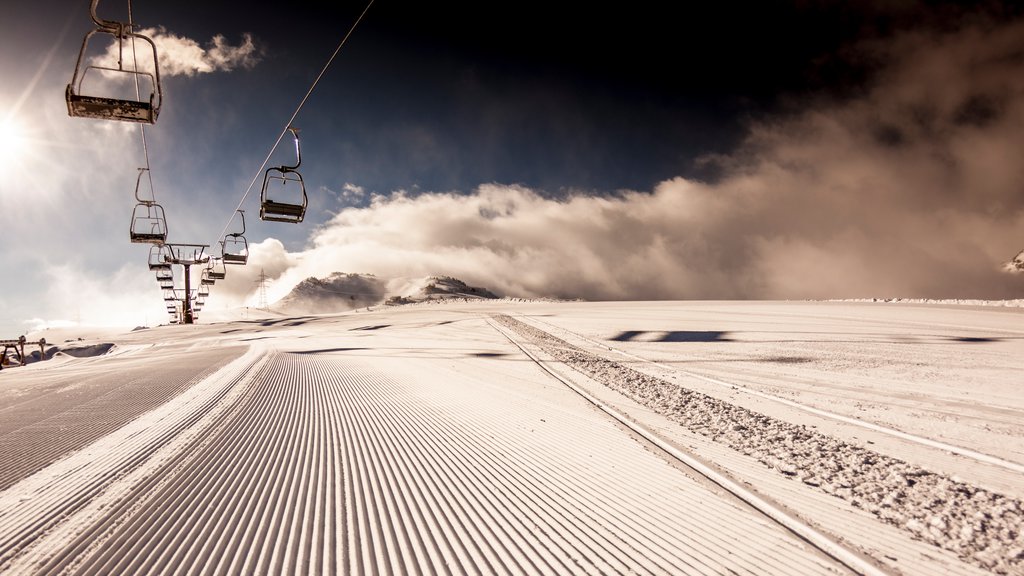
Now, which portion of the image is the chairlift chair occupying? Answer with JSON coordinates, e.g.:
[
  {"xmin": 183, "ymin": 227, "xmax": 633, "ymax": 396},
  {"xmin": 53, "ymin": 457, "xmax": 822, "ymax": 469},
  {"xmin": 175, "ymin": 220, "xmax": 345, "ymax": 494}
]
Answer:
[
  {"xmin": 222, "ymin": 210, "xmax": 249, "ymax": 264},
  {"xmin": 260, "ymin": 127, "xmax": 307, "ymax": 224},
  {"xmin": 207, "ymin": 256, "xmax": 226, "ymax": 281},
  {"xmin": 200, "ymin": 268, "xmax": 215, "ymax": 286},
  {"xmin": 155, "ymin": 268, "xmax": 172, "ymax": 281},
  {"xmin": 158, "ymin": 278, "xmax": 174, "ymax": 290},
  {"xmin": 148, "ymin": 244, "xmax": 171, "ymax": 270},
  {"xmin": 66, "ymin": 0, "xmax": 162, "ymax": 123},
  {"xmin": 130, "ymin": 203, "xmax": 168, "ymax": 243},
  {"xmin": 162, "ymin": 289, "xmax": 176, "ymax": 302},
  {"xmin": 129, "ymin": 169, "xmax": 168, "ymax": 244},
  {"xmin": 198, "ymin": 283, "xmax": 209, "ymax": 297}
]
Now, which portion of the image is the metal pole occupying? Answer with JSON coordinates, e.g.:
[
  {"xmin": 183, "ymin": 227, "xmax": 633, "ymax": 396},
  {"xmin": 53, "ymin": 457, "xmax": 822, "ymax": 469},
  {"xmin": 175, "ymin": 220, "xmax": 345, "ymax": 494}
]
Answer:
[{"xmin": 183, "ymin": 263, "xmax": 193, "ymax": 324}]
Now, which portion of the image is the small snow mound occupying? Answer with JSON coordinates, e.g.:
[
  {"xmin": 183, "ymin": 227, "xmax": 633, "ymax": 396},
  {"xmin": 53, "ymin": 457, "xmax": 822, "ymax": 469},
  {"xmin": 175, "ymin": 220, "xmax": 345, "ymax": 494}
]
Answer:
[{"xmin": 59, "ymin": 343, "xmax": 116, "ymax": 358}]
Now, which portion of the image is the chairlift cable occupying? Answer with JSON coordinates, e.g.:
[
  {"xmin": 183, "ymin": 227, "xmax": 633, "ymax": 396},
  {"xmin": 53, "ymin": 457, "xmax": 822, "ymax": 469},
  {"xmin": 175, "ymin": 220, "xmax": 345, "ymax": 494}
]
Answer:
[
  {"xmin": 214, "ymin": 0, "xmax": 376, "ymax": 243},
  {"xmin": 127, "ymin": 0, "xmax": 156, "ymax": 199}
]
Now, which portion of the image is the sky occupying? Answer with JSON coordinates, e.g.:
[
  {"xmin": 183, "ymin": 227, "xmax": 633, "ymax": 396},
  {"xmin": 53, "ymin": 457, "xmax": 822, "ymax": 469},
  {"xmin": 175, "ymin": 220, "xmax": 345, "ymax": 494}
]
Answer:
[{"xmin": 2, "ymin": 0, "xmax": 1024, "ymax": 334}]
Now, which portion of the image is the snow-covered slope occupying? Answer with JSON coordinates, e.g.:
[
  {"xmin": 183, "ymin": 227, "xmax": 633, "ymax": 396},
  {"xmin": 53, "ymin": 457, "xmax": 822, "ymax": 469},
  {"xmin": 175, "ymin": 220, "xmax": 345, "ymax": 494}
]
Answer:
[{"xmin": 1, "ymin": 300, "xmax": 1020, "ymax": 575}]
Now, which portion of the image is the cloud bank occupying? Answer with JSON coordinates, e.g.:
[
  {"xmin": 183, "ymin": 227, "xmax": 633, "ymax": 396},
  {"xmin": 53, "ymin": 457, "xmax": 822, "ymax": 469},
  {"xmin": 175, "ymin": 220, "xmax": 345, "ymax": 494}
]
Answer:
[
  {"xmin": 226, "ymin": 15, "xmax": 1024, "ymax": 304},
  {"xmin": 51, "ymin": 10, "xmax": 1023, "ymax": 329}
]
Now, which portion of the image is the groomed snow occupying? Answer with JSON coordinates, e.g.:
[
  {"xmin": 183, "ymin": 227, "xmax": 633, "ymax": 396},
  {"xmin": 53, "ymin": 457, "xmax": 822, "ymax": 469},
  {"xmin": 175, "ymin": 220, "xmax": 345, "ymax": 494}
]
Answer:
[{"xmin": 0, "ymin": 300, "xmax": 1021, "ymax": 575}]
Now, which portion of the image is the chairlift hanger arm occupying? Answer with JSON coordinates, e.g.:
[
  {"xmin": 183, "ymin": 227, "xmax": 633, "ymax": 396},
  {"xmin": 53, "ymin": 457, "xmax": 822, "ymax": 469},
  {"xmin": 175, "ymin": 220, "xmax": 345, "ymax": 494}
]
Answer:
[
  {"xmin": 228, "ymin": 210, "xmax": 246, "ymax": 237},
  {"xmin": 90, "ymin": 0, "xmax": 126, "ymax": 33},
  {"xmin": 280, "ymin": 127, "xmax": 302, "ymax": 172},
  {"xmin": 134, "ymin": 167, "xmax": 152, "ymax": 203}
]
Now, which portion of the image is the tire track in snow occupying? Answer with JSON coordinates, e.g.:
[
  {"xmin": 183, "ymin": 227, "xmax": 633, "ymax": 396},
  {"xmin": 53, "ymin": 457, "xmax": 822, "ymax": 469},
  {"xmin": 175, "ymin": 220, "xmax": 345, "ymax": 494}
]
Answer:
[{"xmin": 50, "ymin": 350, "xmax": 851, "ymax": 575}]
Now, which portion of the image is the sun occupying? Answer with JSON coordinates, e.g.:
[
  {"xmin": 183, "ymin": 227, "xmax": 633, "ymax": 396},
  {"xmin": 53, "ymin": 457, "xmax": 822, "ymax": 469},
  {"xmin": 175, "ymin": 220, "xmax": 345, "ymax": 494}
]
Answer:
[{"xmin": 0, "ymin": 118, "xmax": 26, "ymax": 166}]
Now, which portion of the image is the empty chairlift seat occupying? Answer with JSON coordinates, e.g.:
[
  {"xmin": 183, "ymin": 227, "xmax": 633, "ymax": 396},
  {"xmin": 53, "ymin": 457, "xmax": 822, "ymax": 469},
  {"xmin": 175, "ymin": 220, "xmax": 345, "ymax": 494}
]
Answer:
[
  {"xmin": 260, "ymin": 127, "xmax": 307, "ymax": 224},
  {"xmin": 130, "ymin": 168, "xmax": 168, "ymax": 244},
  {"xmin": 200, "ymin": 268, "xmax": 216, "ymax": 286},
  {"xmin": 222, "ymin": 210, "xmax": 249, "ymax": 265},
  {"xmin": 66, "ymin": 1, "xmax": 163, "ymax": 124},
  {"xmin": 207, "ymin": 257, "xmax": 227, "ymax": 281},
  {"xmin": 130, "ymin": 202, "xmax": 168, "ymax": 243},
  {"xmin": 148, "ymin": 244, "xmax": 171, "ymax": 270}
]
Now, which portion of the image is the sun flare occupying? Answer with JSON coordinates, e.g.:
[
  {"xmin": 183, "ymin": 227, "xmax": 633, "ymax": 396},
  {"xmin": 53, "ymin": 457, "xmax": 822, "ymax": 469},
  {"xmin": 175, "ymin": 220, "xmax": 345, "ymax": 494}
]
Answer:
[{"xmin": 0, "ymin": 118, "xmax": 26, "ymax": 166}]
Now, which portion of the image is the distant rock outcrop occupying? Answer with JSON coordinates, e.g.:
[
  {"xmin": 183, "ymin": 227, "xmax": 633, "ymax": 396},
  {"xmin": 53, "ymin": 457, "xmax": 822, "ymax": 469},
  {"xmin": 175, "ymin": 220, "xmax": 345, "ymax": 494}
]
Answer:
[
  {"xmin": 385, "ymin": 276, "xmax": 499, "ymax": 305},
  {"xmin": 275, "ymin": 273, "xmax": 500, "ymax": 313},
  {"xmin": 276, "ymin": 273, "xmax": 387, "ymax": 314}
]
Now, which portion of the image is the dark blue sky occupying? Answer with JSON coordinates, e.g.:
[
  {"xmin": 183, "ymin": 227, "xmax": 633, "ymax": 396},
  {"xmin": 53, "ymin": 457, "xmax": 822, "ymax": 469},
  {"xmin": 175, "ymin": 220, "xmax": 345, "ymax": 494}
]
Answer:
[{"xmin": 118, "ymin": 0, "xmax": 1013, "ymax": 195}]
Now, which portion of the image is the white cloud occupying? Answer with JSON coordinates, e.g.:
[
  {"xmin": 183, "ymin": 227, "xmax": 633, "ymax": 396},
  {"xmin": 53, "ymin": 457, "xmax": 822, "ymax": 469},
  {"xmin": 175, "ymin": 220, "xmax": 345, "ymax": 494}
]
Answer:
[
  {"xmin": 250, "ymin": 15, "xmax": 1024, "ymax": 302},
  {"xmin": 34, "ymin": 262, "xmax": 167, "ymax": 330},
  {"xmin": 95, "ymin": 27, "xmax": 259, "ymax": 78}
]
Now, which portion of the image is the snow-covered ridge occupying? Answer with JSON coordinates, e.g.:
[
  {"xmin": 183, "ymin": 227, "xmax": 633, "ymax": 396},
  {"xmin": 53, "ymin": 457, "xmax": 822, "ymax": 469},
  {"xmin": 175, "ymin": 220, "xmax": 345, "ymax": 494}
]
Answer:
[
  {"xmin": 275, "ymin": 273, "xmax": 500, "ymax": 313},
  {"xmin": 828, "ymin": 298, "xmax": 1024, "ymax": 307}
]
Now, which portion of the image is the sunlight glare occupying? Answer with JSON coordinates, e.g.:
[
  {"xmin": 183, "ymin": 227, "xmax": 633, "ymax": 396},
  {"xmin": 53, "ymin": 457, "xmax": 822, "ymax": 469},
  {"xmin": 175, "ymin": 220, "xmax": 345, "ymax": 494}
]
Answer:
[{"xmin": 0, "ymin": 118, "xmax": 26, "ymax": 166}]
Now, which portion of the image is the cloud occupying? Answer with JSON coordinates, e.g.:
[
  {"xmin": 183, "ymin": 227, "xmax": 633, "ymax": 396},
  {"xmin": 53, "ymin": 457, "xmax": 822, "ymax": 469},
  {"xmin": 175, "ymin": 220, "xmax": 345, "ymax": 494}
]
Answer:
[
  {"xmin": 202, "ymin": 239, "xmax": 298, "ymax": 308},
  {"xmin": 247, "ymin": 13, "xmax": 1024, "ymax": 303},
  {"xmin": 96, "ymin": 27, "xmax": 260, "ymax": 78},
  {"xmin": 30, "ymin": 262, "xmax": 167, "ymax": 331}
]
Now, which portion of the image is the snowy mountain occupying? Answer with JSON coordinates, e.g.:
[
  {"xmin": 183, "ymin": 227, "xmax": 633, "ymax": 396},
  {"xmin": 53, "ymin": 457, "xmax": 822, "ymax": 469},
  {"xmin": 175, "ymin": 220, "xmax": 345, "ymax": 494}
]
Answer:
[
  {"xmin": 274, "ymin": 273, "xmax": 387, "ymax": 314},
  {"xmin": 275, "ymin": 273, "xmax": 499, "ymax": 312},
  {"xmin": 382, "ymin": 275, "xmax": 500, "ymax": 305}
]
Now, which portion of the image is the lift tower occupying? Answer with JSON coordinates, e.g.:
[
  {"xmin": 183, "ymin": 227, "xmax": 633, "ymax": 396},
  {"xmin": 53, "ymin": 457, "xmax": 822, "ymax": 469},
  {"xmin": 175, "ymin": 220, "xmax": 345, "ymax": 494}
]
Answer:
[{"xmin": 162, "ymin": 244, "xmax": 209, "ymax": 324}]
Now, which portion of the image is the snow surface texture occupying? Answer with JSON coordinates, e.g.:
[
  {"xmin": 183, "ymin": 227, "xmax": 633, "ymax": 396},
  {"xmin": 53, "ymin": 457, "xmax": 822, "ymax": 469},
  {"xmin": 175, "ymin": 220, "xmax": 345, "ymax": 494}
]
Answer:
[
  {"xmin": 0, "ymin": 300, "xmax": 1021, "ymax": 575},
  {"xmin": 495, "ymin": 314, "xmax": 1024, "ymax": 574}
]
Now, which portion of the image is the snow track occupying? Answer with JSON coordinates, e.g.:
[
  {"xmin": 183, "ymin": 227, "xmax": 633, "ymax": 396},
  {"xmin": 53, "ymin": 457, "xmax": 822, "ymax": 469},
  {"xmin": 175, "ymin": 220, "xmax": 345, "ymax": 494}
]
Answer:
[
  {"xmin": 0, "ymin": 345, "xmax": 247, "ymax": 490},
  {"xmin": 493, "ymin": 313, "xmax": 1023, "ymax": 575},
  {"xmin": 20, "ymin": 349, "xmax": 851, "ymax": 575},
  {"xmin": 0, "ymin": 346, "xmax": 263, "ymax": 574}
]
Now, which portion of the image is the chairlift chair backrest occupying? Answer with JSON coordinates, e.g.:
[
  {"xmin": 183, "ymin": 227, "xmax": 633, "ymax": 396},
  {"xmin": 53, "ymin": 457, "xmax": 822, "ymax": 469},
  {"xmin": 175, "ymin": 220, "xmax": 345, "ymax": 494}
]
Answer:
[
  {"xmin": 66, "ymin": 0, "xmax": 162, "ymax": 123},
  {"xmin": 260, "ymin": 127, "xmax": 307, "ymax": 224}
]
